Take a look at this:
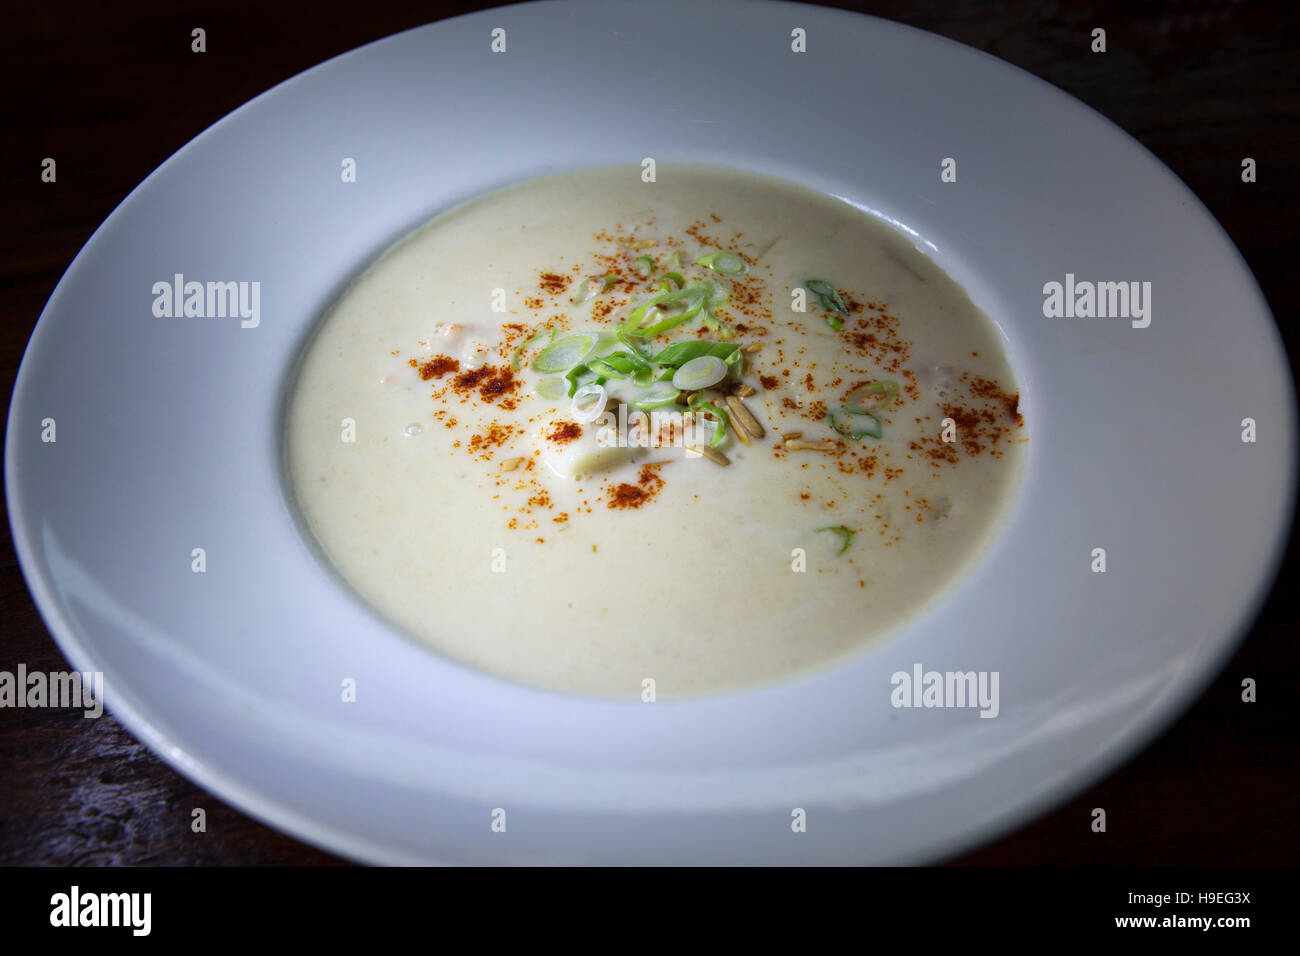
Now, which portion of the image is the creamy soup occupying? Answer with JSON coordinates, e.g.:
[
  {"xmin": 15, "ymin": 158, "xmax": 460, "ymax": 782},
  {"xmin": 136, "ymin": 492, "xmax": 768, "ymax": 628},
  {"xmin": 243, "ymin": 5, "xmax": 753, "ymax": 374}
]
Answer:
[{"xmin": 286, "ymin": 165, "xmax": 1026, "ymax": 698}]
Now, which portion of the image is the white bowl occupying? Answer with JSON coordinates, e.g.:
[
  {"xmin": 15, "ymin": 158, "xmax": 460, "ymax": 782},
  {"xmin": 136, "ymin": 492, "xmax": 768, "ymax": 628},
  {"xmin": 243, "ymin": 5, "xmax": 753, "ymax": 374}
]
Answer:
[{"xmin": 6, "ymin": 0, "xmax": 1294, "ymax": 864}]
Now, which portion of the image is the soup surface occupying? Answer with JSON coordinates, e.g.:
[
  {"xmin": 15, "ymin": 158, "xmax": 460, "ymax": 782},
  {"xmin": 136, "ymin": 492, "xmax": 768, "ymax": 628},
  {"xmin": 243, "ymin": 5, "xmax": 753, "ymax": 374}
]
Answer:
[{"xmin": 286, "ymin": 165, "xmax": 1026, "ymax": 698}]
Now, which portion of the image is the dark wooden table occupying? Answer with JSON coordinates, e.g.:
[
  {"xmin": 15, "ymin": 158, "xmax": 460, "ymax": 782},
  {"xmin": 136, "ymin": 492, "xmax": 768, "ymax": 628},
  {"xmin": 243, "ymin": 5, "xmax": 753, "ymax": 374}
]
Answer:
[{"xmin": 2, "ymin": 0, "xmax": 1296, "ymax": 866}]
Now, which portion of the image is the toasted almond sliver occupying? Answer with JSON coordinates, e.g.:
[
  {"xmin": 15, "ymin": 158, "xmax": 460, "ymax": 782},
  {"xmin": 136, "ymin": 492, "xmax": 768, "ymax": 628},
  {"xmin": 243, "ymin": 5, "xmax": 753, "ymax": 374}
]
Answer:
[
  {"xmin": 725, "ymin": 395, "xmax": 765, "ymax": 439},
  {"xmin": 785, "ymin": 438, "xmax": 838, "ymax": 452},
  {"xmin": 730, "ymin": 418, "xmax": 752, "ymax": 445},
  {"xmin": 500, "ymin": 456, "xmax": 526, "ymax": 471},
  {"xmin": 736, "ymin": 384, "xmax": 756, "ymax": 397},
  {"xmin": 689, "ymin": 444, "xmax": 730, "ymax": 466},
  {"xmin": 628, "ymin": 239, "xmax": 659, "ymax": 249},
  {"xmin": 781, "ymin": 431, "xmax": 803, "ymax": 441},
  {"xmin": 742, "ymin": 343, "xmax": 763, "ymax": 353}
]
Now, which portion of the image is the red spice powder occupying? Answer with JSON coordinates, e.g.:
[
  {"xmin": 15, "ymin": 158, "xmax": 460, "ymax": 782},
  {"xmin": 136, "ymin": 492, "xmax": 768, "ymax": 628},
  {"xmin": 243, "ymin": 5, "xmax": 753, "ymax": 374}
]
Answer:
[
  {"xmin": 453, "ymin": 364, "xmax": 520, "ymax": 406},
  {"xmin": 479, "ymin": 370, "xmax": 518, "ymax": 403},
  {"xmin": 454, "ymin": 366, "xmax": 493, "ymax": 390},
  {"xmin": 413, "ymin": 355, "xmax": 460, "ymax": 380},
  {"xmin": 608, "ymin": 465, "xmax": 665, "ymax": 509},
  {"xmin": 539, "ymin": 272, "xmax": 570, "ymax": 294},
  {"xmin": 547, "ymin": 422, "xmax": 583, "ymax": 445},
  {"xmin": 467, "ymin": 423, "xmax": 516, "ymax": 458},
  {"xmin": 968, "ymin": 376, "xmax": 1023, "ymax": 425},
  {"xmin": 609, "ymin": 484, "xmax": 649, "ymax": 509}
]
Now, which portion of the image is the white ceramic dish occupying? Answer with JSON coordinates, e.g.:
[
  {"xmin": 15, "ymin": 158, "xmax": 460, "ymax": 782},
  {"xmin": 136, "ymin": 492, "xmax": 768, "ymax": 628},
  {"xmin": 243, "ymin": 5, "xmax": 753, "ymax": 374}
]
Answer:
[{"xmin": 6, "ymin": 0, "xmax": 1293, "ymax": 864}]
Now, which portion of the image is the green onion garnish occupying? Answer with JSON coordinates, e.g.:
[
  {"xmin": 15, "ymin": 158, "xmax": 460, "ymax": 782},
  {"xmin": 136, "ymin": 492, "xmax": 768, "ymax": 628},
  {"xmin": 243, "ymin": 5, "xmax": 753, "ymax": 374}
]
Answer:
[
  {"xmin": 817, "ymin": 525, "xmax": 855, "ymax": 555},
  {"xmin": 632, "ymin": 381, "xmax": 681, "ymax": 411},
  {"xmin": 535, "ymin": 376, "xmax": 569, "ymax": 400},
  {"xmin": 727, "ymin": 348, "xmax": 745, "ymax": 382},
  {"xmin": 658, "ymin": 271, "xmax": 685, "ymax": 292},
  {"xmin": 672, "ymin": 355, "xmax": 729, "ymax": 391},
  {"xmin": 696, "ymin": 251, "xmax": 747, "ymax": 275},
  {"xmin": 587, "ymin": 350, "xmax": 653, "ymax": 381},
  {"xmin": 510, "ymin": 327, "xmax": 553, "ymax": 371},
  {"xmin": 829, "ymin": 410, "xmax": 883, "ymax": 440},
  {"xmin": 653, "ymin": 340, "xmax": 741, "ymax": 367},
  {"xmin": 845, "ymin": 380, "xmax": 899, "ymax": 413},
  {"xmin": 616, "ymin": 325, "xmax": 654, "ymax": 361},
  {"xmin": 619, "ymin": 281, "xmax": 710, "ymax": 338},
  {"xmin": 533, "ymin": 333, "xmax": 601, "ymax": 373},
  {"xmin": 572, "ymin": 273, "xmax": 619, "ymax": 305},
  {"xmin": 701, "ymin": 312, "xmax": 735, "ymax": 339},
  {"xmin": 585, "ymin": 357, "xmax": 625, "ymax": 380},
  {"xmin": 631, "ymin": 255, "xmax": 654, "ymax": 278},
  {"xmin": 564, "ymin": 363, "xmax": 594, "ymax": 397},
  {"xmin": 805, "ymin": 279, "xmax": 850, "ymax": 322},
  {"xmin": 825, "ymin": 314, "xmax": 844, "ymax": 331},
  {"xmin": 694, "ymin": 401, "xmax": 729, "ymax": 448},
  {"xmin": 571, "ymin": 383, "xmax": 609, "ymax": 424}
]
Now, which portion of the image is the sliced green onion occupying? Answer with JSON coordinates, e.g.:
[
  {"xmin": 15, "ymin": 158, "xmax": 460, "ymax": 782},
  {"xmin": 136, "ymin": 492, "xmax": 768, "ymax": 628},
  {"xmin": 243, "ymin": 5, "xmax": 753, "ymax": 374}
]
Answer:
[
  {"xmin": 725, "ymin": 347, "xmax": 744, "ymax": 383},
  {"xmin": 620, "ymin": 281, "xmax": 710, "ymax": 338},
  {"xmin": 535, "ymin": 376, "xmax": 569, "ymax": 400},
  {"xmin": 564, "ymin": 363, "xmax": 594, "ymax": 397},
  {"xmin": 658, "ymin": 271, "xmax": 685, "ymax": 292},
  {"xmin": 672, "ymin": 355, "xmax": 729, "ymax": 391},
  {"xmin": 534, "ymin": 333, "xmax": 601, "ymax": 373},
  {"xmin": 694, "ymin": 401, "xmax": 729, "ymax": 448},
  {"xmin": 620, "ymin": 349, "xmax": 653, "ymax": 373},
  {"xmin": 587, "ymin": 350, "xmax": 652, "ymax": 380},
  {"xmin": 586, "ymin": 358, "xmax": 626, "ymax": 379},
  {"xmin": 510, "ymin": 327, "xmax": 553, "ymax": 371},
  {"xmin": 616, "ymin": 325, "xmax": 654, "ymax": 361},
  {"xmin": 829, "ymin": 410, "xmax": 883, "ymax": 440},
  {"xmin": 696, "ymin": 251, "xmax": 747, "ymax": 275},
  {"xmin": 805, "ymin": 279, "xmax": 850, "ymax": 318},
  {"xmin": 572, "ymin": 273, "xmax": 618, "ymax": 305},
  {"xmin": 701, "ymin": 312, "xmax": 735, "ymax": 339},
  {"xmin": 817, "ymin": 525, "xmax": 855, "ymax": 555},
  {"xmin": 632, "ymin": 381, "xmax": 682, "ymax": 411},
  {"xmin": 630, "ymin": 255, "xmax": 654, "ymax": 278},
  {"xmin": 653, "ymin": 340, "xmax": 740, "ymax": 367},
  {"xmin": 571, "ymin": 383, "xmax": 608, "ymax": 423},
  {"xmin": 825, "ymin": 313, "xmax": 844, "ymax": 331},
  {"xmin": 845, "ymin": 380, "xmax": 899, "ymax": 413}
]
